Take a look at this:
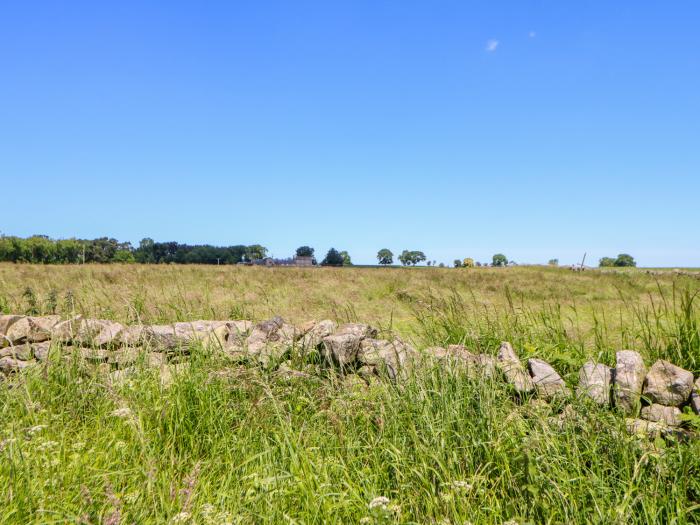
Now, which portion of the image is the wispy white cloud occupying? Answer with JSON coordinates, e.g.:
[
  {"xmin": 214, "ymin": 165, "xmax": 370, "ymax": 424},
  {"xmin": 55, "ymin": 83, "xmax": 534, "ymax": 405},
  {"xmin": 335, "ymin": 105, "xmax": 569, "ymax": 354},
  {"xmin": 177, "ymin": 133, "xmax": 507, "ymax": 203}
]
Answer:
[
  {"xmin": 485, "ymin": 39, "xmax": 499, "ymax": 52},
  {"xmin": 528, "ymin": 31, "xmax": 536, "ymax": 38}
]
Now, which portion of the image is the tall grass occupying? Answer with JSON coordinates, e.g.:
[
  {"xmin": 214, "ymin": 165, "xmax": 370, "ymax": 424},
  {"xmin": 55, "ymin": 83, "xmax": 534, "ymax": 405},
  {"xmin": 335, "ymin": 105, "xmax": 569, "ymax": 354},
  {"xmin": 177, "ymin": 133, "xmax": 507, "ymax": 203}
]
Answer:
[{"xmin": 2, "ymin": 346, "xmax": 700, "ymax": 524}]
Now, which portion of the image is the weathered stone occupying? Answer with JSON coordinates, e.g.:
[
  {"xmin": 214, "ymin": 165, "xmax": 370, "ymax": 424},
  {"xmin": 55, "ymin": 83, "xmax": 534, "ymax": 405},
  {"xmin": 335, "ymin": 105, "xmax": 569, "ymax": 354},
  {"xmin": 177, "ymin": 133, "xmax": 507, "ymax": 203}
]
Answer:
[
  {"xmin": 243, "ymin": 317, "xmax": 299, "ymax": 365},
  {"xmin": 0, "ymin": 356, "xmax": 32, "ymax": 374},
  {"xmin": 322, "ymin": 332, "xmax": 363, "ymax": 367},
  {"xmin": 335, "ymin": 323, "xmax": 378, "ymax": 339},
  {"xmin": 0, "ymin": 344, "xmax": 33, "ymax": 360},
  {"xmin": 172, "ymin": 320, "xmax": 229, "ymax": 349},
  {"xmin": 614, "ymin": 350, "xmax": 646, "ymax": 414},
  {"xmin": 421, "ymin": 345, "xmax": 496, "ymax": 379},
  {"xmin": 299, "ymin": 319, "xmax": 337, "ymax": 350},
  {"xmin": 577, "ymin": 362, "xmax": 612, "ymax": 405},
  {"xmin": 0, "ymin": 315, "xmax": 24, "ymax": 345},
  {"xmin": 32, "ymin": 341, "xmax": 51, "ymax": 361},
  {"xmin": 496, "ymin": 342, "xmax": 534, "ymax": 394},
  {"xmin": 689, "ymin": 378, "xmax": 700, "ymax": 415},
  {"xmin": 50, "ymin": 316, "xmax": 85, "ymax": 343},
  {"xmin": 75, "ymin": 319, "xmax": 124, "ymax": 347},
  {"xmin": 640, "ymin": 404, "xmax": 682, "ymax": 427},
  {"xmin": 4, "ymin": 316, "xmax": 60, "ymax": 345},
  {"xmin": 358, "ymin": 338, "xmax": 416, "ymax": 380},
  {"xmin": 625, "ymin": 418, "xmax": 668, "ymax": 438},
  {"xmin": 528, "ymin": 358, "xmax": 570, "ymax": 398},
  {"xmin": 117, "ymin": 324, "xmax": 146, "ymax": 346},
  {"xmin": 225, "ymin": 320, "xmax": 253, "ymax": 346},
  {"xmin": 643, "ymin": 360, "xmax": 694, "ymax": 407}
]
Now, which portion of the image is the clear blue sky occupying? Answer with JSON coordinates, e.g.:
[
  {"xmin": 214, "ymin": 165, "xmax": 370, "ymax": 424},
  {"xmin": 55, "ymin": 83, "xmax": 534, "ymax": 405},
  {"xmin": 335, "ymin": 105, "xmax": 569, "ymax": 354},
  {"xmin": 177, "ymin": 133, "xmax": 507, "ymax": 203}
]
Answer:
[{"xmin": 1, "ymin": 1, "xmax": 698, "ymax": 266}]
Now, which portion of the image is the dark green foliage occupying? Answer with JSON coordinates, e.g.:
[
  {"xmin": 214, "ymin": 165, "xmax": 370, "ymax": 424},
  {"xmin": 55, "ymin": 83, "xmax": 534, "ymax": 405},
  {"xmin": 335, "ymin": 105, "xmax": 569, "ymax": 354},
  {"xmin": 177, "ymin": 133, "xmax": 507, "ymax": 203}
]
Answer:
[
  {"xmin": 600, "ymin": 254, "xmax": 637, "ymax": 267},
  {"xmin": 398, "ymin": 250, "xmax": 427, "ymax": 266},
  {"xmin": 377, "ymin": 249, "xmax": 393, "ymax": 265},
  {"xmin": 492, "ymin": 253, "xmax": 508, "ymax": 267},
  {"xmin": 321, "ymin": 248, "xmax": 344, "ymax": 266},
  {"xmin": 296, "ymin": 246, "xmax": 314, "ymax": 257},
  {"xmin": 0, "ymin": 234, "xmax": 266, "ymax": 266}
]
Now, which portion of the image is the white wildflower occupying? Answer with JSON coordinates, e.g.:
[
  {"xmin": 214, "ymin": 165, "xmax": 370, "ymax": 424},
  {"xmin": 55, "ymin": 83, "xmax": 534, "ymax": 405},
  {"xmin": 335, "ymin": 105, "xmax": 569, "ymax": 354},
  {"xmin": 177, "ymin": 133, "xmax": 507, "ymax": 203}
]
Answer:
[
  {"xmin": 27, "ymin": 425, "xmax": 46, "ymax": 436},
  {"xmin": 110, "ymin": 407, "xmax": 133, "ymax": 418},
  {"xmin": 368, "ymin": 496, "xmax": 390, "ymax": 510},
  {"xmin": 36, "ymin": 440, "xmax": 59, "ymax": 452},
  {"xmin": 72, "ymin": 441, "xmax": 86, "ymax": 451},
  {"xmin": 172, "ymin": 511, "xmax": 191, "ymax": 523}
]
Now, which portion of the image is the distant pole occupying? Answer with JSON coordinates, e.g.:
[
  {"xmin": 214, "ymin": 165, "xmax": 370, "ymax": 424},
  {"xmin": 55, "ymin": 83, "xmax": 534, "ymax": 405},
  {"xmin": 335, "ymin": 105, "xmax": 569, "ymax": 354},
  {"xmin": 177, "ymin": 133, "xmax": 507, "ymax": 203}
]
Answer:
[{"xmin": 217, "ymin": 258, "xmax": 220, "ymax": 265}]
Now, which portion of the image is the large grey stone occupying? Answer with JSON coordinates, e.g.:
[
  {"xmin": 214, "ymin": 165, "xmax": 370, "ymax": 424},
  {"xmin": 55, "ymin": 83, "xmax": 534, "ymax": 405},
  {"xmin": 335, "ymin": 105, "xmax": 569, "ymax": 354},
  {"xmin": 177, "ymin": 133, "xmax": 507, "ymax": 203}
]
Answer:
[
  {"xmin": 577, "ymin": 362, "xmax": 612, "ymax": 405},
  {"xmin": 643, "ymin": 360, "xmax": 694, "ymax": 407},
  {"xmin": 32, "ymin": 342, "xmax": 51, "ymax": 362},
  {"xmin": 496, "ymin": 342, "xmax": 534, "ymax": 394},
  {"xmin": 242, "ymin": 317, "xmax": 299, "ymax": 365},
  {"xmin": 358, "ymin": 338, "xmax": 416, "ymax": 380},
  {"xmin": 0, "ymin": 315, "xmax": 24, "ymax": 345},
  {"xmin": 322, "ymin": 332, "xmax": 363, "ymax": 367},
  {"xmin": 50, "ymin": 316, "xmax": 85, "ymax": 343},
  {"xmin": 0, "ymin": 356, "xmax": 32, "ymax": 374},
  {"xmin": 334, "ymin": 323, "xmax": 378, "ymax": 339},
  {"xmin": 421, "ymin": 345, "xmax": 496, "ymax": 378},
  {"xmin": 614, "ymin": 350, "xmax": 646, "ymax": 414},
  {"xmin": 640, "ymin": 404, "xmax": 682, "ymax": 427},
  {"xmin": 75, "ymin": 319, "xmax": 124, "ymax": 347},
  {"xmin": 299, "ymin": 320, "xmax": 337, "ymax": 350},
  {"xmin": 528, "ymin": 358, "xmax": 569, "ymax": 398},
  {"xmin": 689, "ymin": 378, "xmax": 700, "ymax": 415},
  {"xmin": 0, "ymin": 344, "xmax": 33, "ymax": 361},
  {"xmin": 4, "ymin": 316, "xmax": 60, "ymax": 344}
]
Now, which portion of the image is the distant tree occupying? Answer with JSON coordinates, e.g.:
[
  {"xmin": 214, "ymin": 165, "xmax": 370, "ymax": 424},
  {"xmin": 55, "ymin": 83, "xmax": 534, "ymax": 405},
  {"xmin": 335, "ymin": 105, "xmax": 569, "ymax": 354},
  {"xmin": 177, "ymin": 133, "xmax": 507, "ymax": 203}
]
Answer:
[
  {"xmin": 321, "ymin": 248, "xmax": 344, "ymax": 266},
  {"xmin": 492, "ymin": 253, "xmax": 508, "ymax": 267},
  {"xmin": 614, "ymin": 254, "xmax": 636, "ymax": 267},
  {"xmin": 548, "ymin": 259, "xmax": 559, "ymax": 266},
  {"xmin": 599, "ymin": 257, "xmax": 616, "ymax": 267},
  {"xmin": 296, "ymin": 246, "xmax": 314, "ymax": 257},
  {"xmin": 463, "ymin": 258, "xmax": 474, "ymax": 268},
  {"xmin": 476, "ymin": 261, "xmax": 482, "ymax": 267},
  {"xmin": 438, "ymin": 262, "xmax": 445, "ymax": 268},
  {"xmin": 113, "ymin": 250, "xmax": 135, "ymax": 263},
  {"xmin": 399, "ymin": 250, "xmax": 427, "ymax": 266},
  {"xmin": 135, "ymin": 238, "xmax": 156, "ymax": 263},
  {"xmin": 377, "ymin": 249, "xmax": 393, "ymax": 265},
  {"xmin": 245, "ymin": 244, "xmax": 268, "ymax": 261},
  {"xmin": 339, "ymin": 251, "xmax": 353, "ymax": 266},
  {"xmin": 426, "ymin": 261, "xmax": 432, "ymax": 266},
  {"xmin": 453, "ymin": 259, "xmax": 463, "ymax": 268}
]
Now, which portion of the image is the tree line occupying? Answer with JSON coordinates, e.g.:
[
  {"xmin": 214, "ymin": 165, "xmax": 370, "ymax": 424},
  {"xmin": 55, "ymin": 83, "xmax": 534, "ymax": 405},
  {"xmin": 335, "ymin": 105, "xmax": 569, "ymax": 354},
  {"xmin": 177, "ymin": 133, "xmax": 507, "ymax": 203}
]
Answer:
[{"xmin": 0, "ymin": 235, "xmax": 268, "ymax": 265}]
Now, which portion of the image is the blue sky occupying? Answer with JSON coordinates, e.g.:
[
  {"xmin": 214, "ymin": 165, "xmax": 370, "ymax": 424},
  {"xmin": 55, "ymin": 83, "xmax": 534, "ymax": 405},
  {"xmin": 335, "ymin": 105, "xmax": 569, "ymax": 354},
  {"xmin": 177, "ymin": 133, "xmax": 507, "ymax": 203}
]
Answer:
[{"xmin": 1, "ymin": 1, "xmax": 698, "ymax": 266}]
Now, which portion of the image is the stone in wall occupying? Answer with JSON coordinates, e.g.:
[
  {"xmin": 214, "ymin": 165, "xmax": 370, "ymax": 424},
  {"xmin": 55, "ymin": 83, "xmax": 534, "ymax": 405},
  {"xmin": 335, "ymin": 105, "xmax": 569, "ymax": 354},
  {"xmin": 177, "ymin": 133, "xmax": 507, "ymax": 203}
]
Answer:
[
  {"xmin": 577, "ymin": 362, "xmax": 612, "ymax": 406},
  {"xmin": 614, "ymin": 350, "xmax": 647, "ymax": 414},
  {"xmin": 643, "ymin": 360, "xmax": 694, "ymax": 407},
  {"xmin": 3, "ymin": 315, "xmax": 60, "ymax": 345},
  {"xmin": 640, "ymin": 404, "xmax": 682, "ymax": 427},
  {"xmin": 496, "ymin": 342, "xmax": 535, "ymax": 394},
  {"xmin": 528, "ymin": 358, "xmax": 569, "ymax": 399}
]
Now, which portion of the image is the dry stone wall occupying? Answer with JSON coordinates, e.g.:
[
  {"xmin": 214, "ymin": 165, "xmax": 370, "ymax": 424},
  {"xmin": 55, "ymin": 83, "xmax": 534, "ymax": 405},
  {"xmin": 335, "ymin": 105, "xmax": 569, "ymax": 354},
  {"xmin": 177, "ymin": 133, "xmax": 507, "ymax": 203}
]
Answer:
[{"xmin": 1, "ymin": 313, "xmax": 699, "ymax": 440}]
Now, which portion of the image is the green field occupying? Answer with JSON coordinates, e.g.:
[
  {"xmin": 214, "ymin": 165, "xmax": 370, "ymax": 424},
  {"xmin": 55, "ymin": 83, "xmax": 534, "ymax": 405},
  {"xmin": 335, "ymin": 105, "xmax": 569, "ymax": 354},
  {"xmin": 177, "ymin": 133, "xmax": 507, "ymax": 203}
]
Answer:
[{"xmin": 1, "ymin": 264, "xmax": 699, "ymax": 524}]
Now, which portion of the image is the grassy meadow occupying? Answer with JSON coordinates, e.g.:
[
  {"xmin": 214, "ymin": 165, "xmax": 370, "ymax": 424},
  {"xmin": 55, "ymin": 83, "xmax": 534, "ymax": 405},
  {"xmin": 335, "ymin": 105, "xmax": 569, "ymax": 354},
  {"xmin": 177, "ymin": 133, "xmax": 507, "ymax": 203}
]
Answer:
[{"xmin": 1, "ymin": 263, "xmax": 700, "ymax": 524}]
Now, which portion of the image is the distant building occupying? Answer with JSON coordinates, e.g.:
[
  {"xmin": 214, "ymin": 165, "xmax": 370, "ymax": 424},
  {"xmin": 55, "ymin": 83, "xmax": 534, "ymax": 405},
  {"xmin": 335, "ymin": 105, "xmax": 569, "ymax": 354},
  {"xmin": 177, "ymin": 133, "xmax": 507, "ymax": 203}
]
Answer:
[{"xmin": 293, "ymin": 255, "xmax": 314, "ymax": 267}]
